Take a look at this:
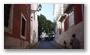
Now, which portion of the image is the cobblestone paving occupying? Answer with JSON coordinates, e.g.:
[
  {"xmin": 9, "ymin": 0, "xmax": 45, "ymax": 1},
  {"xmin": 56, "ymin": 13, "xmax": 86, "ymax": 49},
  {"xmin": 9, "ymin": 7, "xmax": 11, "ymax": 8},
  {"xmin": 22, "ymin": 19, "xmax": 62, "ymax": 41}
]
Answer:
[{"xmin": 37, "ymin": 40, "xmax": 61, "ymax": 49}]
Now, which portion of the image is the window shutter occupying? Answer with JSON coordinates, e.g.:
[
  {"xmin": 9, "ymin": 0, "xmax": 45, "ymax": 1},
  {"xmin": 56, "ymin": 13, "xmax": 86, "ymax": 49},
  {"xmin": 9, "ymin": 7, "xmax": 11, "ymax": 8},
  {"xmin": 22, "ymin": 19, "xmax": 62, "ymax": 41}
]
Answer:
[
  {"xmin": 74, "ymin": 4, "xmax": 83, "ymax": 25},
  {"xmin": 64, "ymin": 18, "xmax": 68, "ymax": 31}
]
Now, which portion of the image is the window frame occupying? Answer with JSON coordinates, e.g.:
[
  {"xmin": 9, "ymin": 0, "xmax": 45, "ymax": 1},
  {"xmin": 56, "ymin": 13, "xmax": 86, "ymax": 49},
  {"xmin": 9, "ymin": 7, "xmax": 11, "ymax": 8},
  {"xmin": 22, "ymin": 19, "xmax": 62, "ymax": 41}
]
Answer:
[{"xmin": 21, "ymin": 12, "xmax": 27, "ymax": 39}]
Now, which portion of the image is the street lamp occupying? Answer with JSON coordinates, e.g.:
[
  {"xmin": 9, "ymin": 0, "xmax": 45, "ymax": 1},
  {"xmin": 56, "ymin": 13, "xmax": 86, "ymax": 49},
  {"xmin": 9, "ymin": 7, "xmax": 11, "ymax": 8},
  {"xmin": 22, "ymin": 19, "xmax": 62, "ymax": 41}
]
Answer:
[
  {"xmin": 38, "ymin": 4, "xmax": 42, "ymax": 11},
  {"xmin": 30, "ymin": 4, "xmax": 42, "ymax": 19},
  {"xmin": 31, "ymin": 4, "xmax": 42, "ymax": 12}
]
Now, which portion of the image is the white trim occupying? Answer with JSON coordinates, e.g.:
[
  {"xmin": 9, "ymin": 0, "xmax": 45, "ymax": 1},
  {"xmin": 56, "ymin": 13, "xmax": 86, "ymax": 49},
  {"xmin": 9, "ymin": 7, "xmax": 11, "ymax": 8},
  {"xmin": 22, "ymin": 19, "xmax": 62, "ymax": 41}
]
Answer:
[
  {"xmin": 4, "ymin": 4, "xmax": 14, "ymax": 34},
  {"xmin": 20, "ymin": 12, "xmax": 27, "ymax": 39}
]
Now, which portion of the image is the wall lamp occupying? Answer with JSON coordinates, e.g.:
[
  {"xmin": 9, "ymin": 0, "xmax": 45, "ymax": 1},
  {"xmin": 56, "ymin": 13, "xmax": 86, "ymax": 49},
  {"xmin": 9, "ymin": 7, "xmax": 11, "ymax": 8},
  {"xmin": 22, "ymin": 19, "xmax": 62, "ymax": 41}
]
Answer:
[{"xmin": 31, "ymin": 4, "xmax": 42, "ymax": 12}]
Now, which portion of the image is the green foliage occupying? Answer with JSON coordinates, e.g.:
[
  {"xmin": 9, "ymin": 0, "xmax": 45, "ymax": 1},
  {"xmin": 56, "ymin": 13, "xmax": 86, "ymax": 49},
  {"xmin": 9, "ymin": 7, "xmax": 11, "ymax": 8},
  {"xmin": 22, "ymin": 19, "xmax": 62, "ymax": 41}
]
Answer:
[{"xmin": 38, "ymin": 14, "xmax": 54, "ymax": 36}]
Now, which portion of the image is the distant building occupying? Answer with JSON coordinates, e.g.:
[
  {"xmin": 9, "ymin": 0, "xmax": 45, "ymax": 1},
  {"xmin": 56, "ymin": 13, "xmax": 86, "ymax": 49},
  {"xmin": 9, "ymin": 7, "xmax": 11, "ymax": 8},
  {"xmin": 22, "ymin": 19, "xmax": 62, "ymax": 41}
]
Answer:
[{"xmin": 53, "ymin": 4, "xmax": 84, "ymax": 49}]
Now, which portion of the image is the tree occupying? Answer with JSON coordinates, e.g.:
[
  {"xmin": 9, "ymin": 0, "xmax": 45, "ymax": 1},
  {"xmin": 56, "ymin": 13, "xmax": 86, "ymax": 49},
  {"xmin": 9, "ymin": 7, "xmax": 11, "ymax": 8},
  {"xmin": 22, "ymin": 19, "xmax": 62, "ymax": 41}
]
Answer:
[{"xmin": 38, "ymin": 14, "xmax": 54, "ymax": 37}]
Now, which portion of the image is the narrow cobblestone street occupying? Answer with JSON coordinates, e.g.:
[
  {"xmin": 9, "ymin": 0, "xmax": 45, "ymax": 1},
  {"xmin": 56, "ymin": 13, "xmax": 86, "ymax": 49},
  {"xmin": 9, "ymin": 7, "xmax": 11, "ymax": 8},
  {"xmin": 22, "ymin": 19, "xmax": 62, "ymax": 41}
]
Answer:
[{"xmin": 36, "ymin": 40, "xmax": 63, "ymax": 49}]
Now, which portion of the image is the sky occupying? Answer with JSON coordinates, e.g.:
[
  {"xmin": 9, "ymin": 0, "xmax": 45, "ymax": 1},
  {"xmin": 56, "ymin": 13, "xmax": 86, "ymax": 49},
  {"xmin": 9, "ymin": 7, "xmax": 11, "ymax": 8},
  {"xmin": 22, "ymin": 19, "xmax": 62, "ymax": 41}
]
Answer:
[{"xmin": 38, "ymin": 4, "xmax": 54, "ymax": 22}]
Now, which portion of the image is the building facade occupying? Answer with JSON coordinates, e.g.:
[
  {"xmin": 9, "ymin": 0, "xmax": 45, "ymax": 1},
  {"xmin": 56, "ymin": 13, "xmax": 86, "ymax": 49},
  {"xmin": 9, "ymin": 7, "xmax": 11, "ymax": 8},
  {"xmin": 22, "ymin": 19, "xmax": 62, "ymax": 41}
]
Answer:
[
  {"xmin": 30, "ymin": 4, "xmax": 38, "ymax": 48},
  {"xmin": 53, "ymin": 4, "xmax": 64, "ymax": 43},
  {"xmin": 4, "ymin": 4, "xmax": 31, "ymax": 49},
  {"xmin": 53, "ymin": 4, "xmax": 84, "ymax": 49}
]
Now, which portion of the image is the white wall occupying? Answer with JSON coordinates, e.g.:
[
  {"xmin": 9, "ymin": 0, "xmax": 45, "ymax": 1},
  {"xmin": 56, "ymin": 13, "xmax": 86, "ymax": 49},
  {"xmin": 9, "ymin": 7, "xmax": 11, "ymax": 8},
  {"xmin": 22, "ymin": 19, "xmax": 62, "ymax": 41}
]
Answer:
[
  {"xmin": 53, "ymin": 4, "xmax": 63, "ymax": 43},
  {"xmin": 30, "ymin": 4, "xmax": 38, "ymax": 47},
  {"xmin": 53, "ymin": 4, "xmax": 63, "ymax": 20},
  {"xmin": 31, "ymin": 4, "xmax": 38, "ymax": 10},
  {"xmin": 53, "ymin": 4, "xmax": 60, "ymax": 19},
  {"xmin": 58, "ymin": 21, "xmax": 84, "ymax": 48},
  {"xmin": 30, "ymin": 12, "xmax": 34, "ymax": 44},
  {"xmin": 34, "ymin": 12, "xmax": 38, "ymax": 43}
]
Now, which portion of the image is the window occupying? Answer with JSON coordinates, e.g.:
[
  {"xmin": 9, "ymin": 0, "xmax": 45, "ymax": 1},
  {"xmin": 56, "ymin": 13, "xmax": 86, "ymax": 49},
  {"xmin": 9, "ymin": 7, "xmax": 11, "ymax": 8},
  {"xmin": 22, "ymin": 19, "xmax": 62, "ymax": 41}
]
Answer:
[
  {"xmin": 68, "ymin": 9, "xmax": 74, "ymax": 27},
  {"xmin": 4, "ymin": 4, "xmax": 11, "ymax": 27},
  {"xmin": 4, "ymin": 4, "xmax": 13, "ymax": 34},
  {"xmin": 21, "ymin": 13, "xmax": 26, "ymax": 39},
  {"xmin": 21, "ymin": 17, "xmax": 26, "ymax": 36}
]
